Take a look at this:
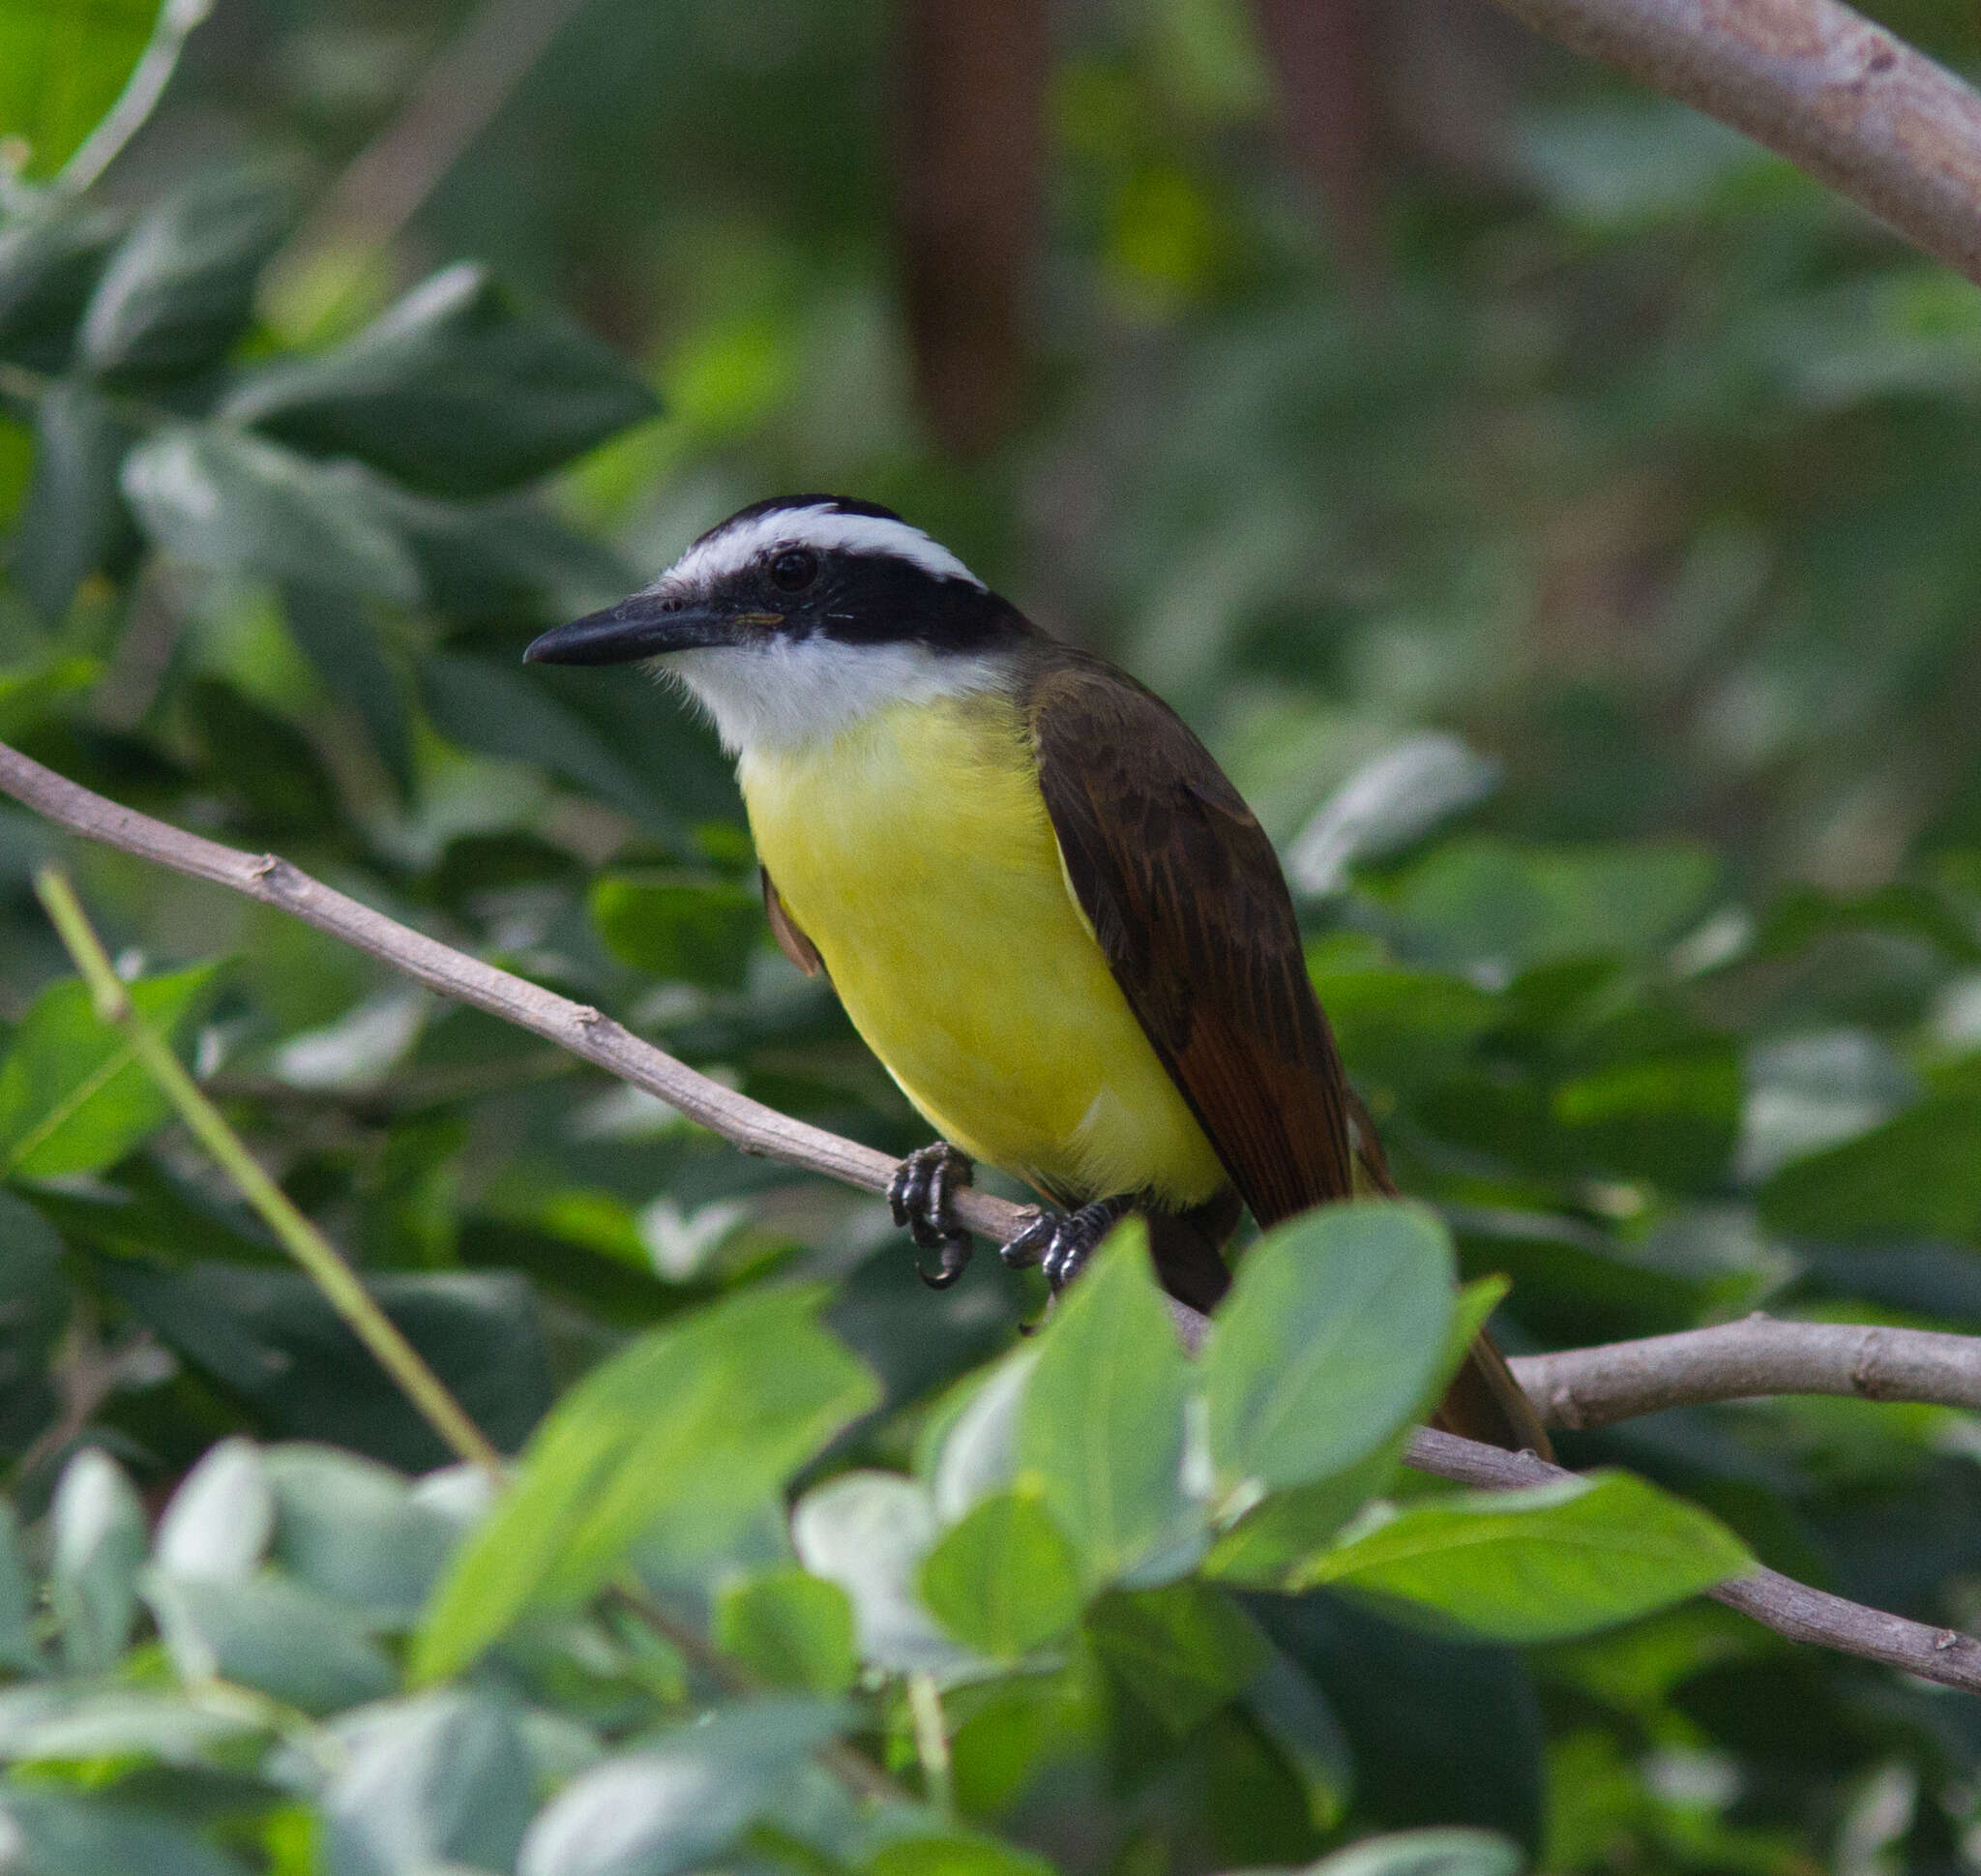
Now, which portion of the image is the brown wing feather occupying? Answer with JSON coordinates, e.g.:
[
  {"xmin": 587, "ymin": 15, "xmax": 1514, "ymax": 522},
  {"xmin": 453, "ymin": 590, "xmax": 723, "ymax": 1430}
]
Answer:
[
  {"xmin": 1026, "ymin": 650, "xmax": 1355, "ymax": 1223},
  {"xmin": 1029, "ymin": 657, "xmax": 1552, "ymax": 1457}
]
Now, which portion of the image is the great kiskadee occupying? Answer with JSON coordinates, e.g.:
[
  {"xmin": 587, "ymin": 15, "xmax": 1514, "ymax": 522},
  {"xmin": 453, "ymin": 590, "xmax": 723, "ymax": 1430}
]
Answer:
[{"xmin": 525, "ymin": 495, "xmax": 1546, "ymax": 1453}]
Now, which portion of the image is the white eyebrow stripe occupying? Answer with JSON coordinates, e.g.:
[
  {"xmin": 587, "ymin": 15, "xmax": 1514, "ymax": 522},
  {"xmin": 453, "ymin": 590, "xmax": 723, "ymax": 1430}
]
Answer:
[{"xmin": 657, "ymin": 504, "xmax": 987, "ymax": 592}]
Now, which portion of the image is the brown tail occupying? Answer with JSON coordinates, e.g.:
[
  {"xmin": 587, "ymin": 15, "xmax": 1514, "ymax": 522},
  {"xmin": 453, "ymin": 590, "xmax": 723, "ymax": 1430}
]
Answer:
[
  {"xmin": 1433, "ymin": 1329, "xmax": 1552, "ymax": 1459},
  {"xmin": 1348, "ymin": 1092, "xmax": 1552, "ymax": 1461}
]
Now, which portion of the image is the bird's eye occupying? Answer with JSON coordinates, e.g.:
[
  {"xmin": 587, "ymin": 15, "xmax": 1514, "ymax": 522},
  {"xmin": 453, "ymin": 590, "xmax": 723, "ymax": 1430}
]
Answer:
[{"xmin": 768, "ymin": 548, "xmax": 818, "ymax": 593}]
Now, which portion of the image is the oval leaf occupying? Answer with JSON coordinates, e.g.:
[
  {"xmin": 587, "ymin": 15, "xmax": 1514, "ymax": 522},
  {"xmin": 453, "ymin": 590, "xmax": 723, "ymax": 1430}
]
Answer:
[
  {"xmin": 917, "ymin": 1488, "xmax": 1083, "ymax": 1660},
  {"xmin": 1014, "ymin": 1223, "xmax": 1199, "ymax": 1588},
  {"xmin": 1294, "ymin": 1472, "xmax": 1753, "ymax": 1642},
  {"xmin": 222, "ymin": 262, "xmax": 660, "ymax": 496},
  {"xmin": 1205, "ymin": 1202, "xmax": 1456, "ymax": 1496}
]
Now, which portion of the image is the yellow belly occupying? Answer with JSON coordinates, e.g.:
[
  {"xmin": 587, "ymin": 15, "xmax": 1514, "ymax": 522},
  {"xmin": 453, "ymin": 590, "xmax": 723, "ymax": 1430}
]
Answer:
[{"xmin": 738, "ymin": 692, "xmax": 1227, "ymax": 1208}]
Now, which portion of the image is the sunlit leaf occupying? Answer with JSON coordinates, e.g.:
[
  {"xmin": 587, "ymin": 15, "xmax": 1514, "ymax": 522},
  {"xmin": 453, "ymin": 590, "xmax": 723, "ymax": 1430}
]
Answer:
[
  {"xmin": 1293, "ymin": 1473, "xmax": 1752, "ymax": 1642},
  {"xmin": 0, "ymin": 963, "xmax": 218, "ymax": 1182},
  {"xmin": 414, "ymin": 1286, "xmax": 876, "ymax": 1681}
]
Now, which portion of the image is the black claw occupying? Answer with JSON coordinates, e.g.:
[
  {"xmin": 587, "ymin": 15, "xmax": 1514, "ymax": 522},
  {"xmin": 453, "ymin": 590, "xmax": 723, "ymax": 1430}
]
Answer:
[
  {"xmin": 888, "ymin": 1143, "xmax": 975, "ymax": 1288},
  {"xmin": 999, "ymin": 1210, "xmax": 1057, "ymax": 1268},
  {"xmin": 998, "ymin": 1198, "xmax": 1134, "ymax": 1292}
]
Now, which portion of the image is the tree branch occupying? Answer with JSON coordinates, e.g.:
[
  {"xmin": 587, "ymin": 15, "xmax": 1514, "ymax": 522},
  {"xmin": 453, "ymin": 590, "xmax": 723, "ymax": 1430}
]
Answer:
[
  {"xmin": 1406, "ymin": 1427, "xmax": 1981, "ymax": 1695},
  {"xmin": 4, "ymin": 735, "xmax": 1980, "ymax": 1694},
  {"xmin": 0, "ymin": 740, "xmax": 1042, "ymax": 1253},
  {"xmin": 1486, "ymin": 0, "xmax": 1981, "ymax": 285},
  {"xmin": 1510, "ymin": 1319, "xmax": 1981, "ymax": 1428}
]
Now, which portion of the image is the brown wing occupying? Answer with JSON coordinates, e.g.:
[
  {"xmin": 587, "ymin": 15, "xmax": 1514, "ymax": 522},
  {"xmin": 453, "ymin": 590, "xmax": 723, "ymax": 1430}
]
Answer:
[
  {"xmin": 762, "ymin": 868, "xmax": 823, "ymax": 977},
  {"xmin": 1027, "ymin": 649, "xmax": 1355, "ymax": 1224}
]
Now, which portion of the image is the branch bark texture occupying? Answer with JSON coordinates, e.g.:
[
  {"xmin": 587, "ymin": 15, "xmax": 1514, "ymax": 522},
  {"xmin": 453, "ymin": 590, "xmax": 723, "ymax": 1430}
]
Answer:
[
  {"xmin": 1406, "ymin": 1427, "xmax": 1981, "ymax": 1695},
  {"xmin": 0, "ymin": 741, "xmax": 1042, "ymax": 1252},
  {"xmin": 5, "ymin": 735, "xmax": 1981, "ymax": 1695},
  {"xmin": 1487, "ymin": 0, "xmax": 1981, "ymax": 284},
  {"xmin": 1511, "ymin": 1319, "xmax": 1981, "ymax": 1427}
]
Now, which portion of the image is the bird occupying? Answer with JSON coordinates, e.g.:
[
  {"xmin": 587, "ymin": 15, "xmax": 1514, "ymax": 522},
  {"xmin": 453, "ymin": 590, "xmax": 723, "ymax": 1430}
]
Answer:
[{"xmin": 524, "ymin": 494, "xmax": 1549, "ymax": 1455}]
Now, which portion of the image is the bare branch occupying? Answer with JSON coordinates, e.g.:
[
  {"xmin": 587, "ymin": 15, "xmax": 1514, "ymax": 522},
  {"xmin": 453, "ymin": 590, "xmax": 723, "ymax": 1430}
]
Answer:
[
  {"xmin": 1511, "ymin": 1319, "xmax": 1981, "ymax": 1428},
  {"xmin": 7, "ymin": 734, "xmax": 1981, "ymax": 1693},
  {"xmin": 1407, "ymin": 1427, "xmax": 1981, "ymax": 1696},
  {"xmin": 1486, "ymin": 0, "xmax": 1981, "ymax": 285},
  {"xmin": 0, "ymin": 739, "xmax": 1041, "ymax": 1252}
]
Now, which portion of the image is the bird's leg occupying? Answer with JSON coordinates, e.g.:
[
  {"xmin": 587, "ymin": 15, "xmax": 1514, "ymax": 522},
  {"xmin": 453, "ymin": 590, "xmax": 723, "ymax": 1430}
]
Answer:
[
  {"xmin": 999, "ymin": 1196, "xmax": 1136, "ymax": 1293},
  {"xmin": 888, "ymin": 1142, "xmax": 975, "ymax": 1289}
]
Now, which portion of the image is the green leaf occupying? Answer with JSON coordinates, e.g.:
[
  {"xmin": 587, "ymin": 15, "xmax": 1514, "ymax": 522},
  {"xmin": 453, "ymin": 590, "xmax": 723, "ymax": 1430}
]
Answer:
[
  {"xmin": 1205, "ymin": 1203, "xmax": 1455, "ymax": 1499},
  {"xmin": 1083, "ymin": 1580, "xmax": 1267, "ymax": 1737},
  {"xmin": 0, "ymin": 1683, "xmax": 266, "ymax": 1763},
  {"xmin": 1310, "ymin": 965, "xmax": 1498, "ymax": 1091},
  {"xmin": 0, "ymin": 208, "xmax": 120, "ymax": 369},
  {"xmin": 122, "ymin": 426, "xmax": 421, "ymax": 604},
  {"xmin": 80, "ymin": 168, "xmax": 291, "ymax": 380},
  {"xmin": 423, "ymin": 652, "xmax": 679, "ymax": 830},
  {"xmin": 414, "ymin": 1286, "xmax": 876, "ymax": 1682},
  {"xmin": 865, "ymin": 1838, "xmax": 1058, "ymax": 1876},
  {"xmin": 1305, "ymin": 1827, "xmax": 1523, "ymax": 1876},
  {"xmin": 0, "ymin": 0, "xmax": 156, "ymax": 180},
  {"xmin": 1759, "ymin": 1091, "xmax": 1981, "ymax": 1239},
  {"xmin": 145, "ymin": 1569, "xmax": 398, "ymax": 1715},
  {"xmin": 321, "ymin": 1691, "xmax": 535, "ymax": 1876},
  {"xmin": 95, "ymin": 1262, "xmax": 551, "ymax": 1473},
  {"xmin": 13, "ymin": 378, "xmax": 133, "ymax": 620},
  {"xmin": 1244, "ymin": 1648, "xmax": 1353, "ymax": 1833},
  {"xmin": 791, "ymin": 1471, "xmax": 975, "ymax": 1677},
  {"xmin": 1379, "ymin": 838, "xmax": 1718, "ymax": 974},
  {"xmin": 715, "ymin": 1567, "xmax": 857, "ymax": 1693},
  {"xmin": 1014, "ymin": 1222, "xmax": 1199, "ymax": 1588},
  {"xmin": 263, "ymin": 1444, "xmax": 461, "ymax": 1627},
  {"xmin": 0, "ymin": 962, "xmax": 218, "ymax": 1181},
  {"xmin": 0, "ymin": 652, "xmax": 103, "ymax": 741},
  {"xmin": 181, "ymin": 676, "xmax": 340, "ymax": 835},
  {"xmin": 0, "ymin": 1191, "xmax": 70, "ymax": 1459},
  {"xmin": 222, "ymin": 262, "xmax": 661, "ymax": 495},
  {"xmin": 590, "ymin": 871, "xmax": 764, "ymax": 989},
  {"xmin": 1201, "ymin": 1446, "xmax": 1407, "ymax": 1591},
  {"xmin": 0, "ymin": 1787, "xmax": 246, "ymax": 1876},
  {"xmin": 927, "ymin": 1347, "xmax": 1038, "ymax": 1520},
  {"xmin": 918, "ymin": 1489, "xmax": 1083, "ymax": 1660},
  {"xmin": 281, "ymin": 581, "xmax": 412, "ymax": 795},
  {"xmin": 0, "ymin": 1502, "xmax": 44, "ymax": 1675},
  {"xmin": 1293, "ymin": 1472, "xmax": 1753, "ymax": 1642},
  {"xmin": 48, "ymin": 1447, "xmax": 145, "ymax": 1674},
  {"xmin": 152, "ymin": 1438, "xmax": 274, "ymax": 1584},
  {"xmin": 384, "ymin": 488, "xmax": 627, "ymax": 624},
  {"xmin": 516, "ymin": 1700, "xmax": 843, "ymax": 1876},
  {"xmin": 1550, "ymin": 1047, "xmax": 1741, "ymax": 1188}
]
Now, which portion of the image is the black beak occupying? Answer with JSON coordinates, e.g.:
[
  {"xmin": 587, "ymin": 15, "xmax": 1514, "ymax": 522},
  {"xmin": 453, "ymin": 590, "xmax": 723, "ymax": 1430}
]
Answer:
[{"xmin": 523, "ymin": 595, "xmax": 736, "ymax": 667}]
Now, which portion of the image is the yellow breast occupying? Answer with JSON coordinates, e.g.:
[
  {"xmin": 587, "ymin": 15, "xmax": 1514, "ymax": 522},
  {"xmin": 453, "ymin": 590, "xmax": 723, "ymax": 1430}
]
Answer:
[{"xmin": 738, "ymin": 691, "xmax": 1227, "ymax": 1208}]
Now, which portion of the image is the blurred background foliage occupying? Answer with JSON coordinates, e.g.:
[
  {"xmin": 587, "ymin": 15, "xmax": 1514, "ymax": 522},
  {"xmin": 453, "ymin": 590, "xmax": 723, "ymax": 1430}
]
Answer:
[{"xmin": 3, "ymin": 0, "xmax": 1981, "ymax": 1870}]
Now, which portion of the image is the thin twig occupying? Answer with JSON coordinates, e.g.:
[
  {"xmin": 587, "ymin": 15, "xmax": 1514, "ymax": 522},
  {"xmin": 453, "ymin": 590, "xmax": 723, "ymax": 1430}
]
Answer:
[
  {"xmin": 0, "ymin": 741, "xmax": 1042, "ymax": 1253},
  {"xmin": 1405, "ymin": 1427, "xmax": 1981, "ymax": 1695},
  {"xmin": 55, "ymin": 0, "xmax": 213, "ymax": 196},
  {"xmin": 5, "ymin": 741, "xmax": 1981, "ymax": 1692},
  {"xmin": 1509, "ymin": 1319, "xmax": 1981, "ymax": 1428},
  {"xmin": 906, "ymin": 1673, "xmax": 954, "ymax": 1817},
  {"xmin": 1485, "ymin": 0, "xmax": 1981, "ymax": 284},
  {"xmin": 30, "ymin": 865, "xmax": 503, "ymax": 1478}
]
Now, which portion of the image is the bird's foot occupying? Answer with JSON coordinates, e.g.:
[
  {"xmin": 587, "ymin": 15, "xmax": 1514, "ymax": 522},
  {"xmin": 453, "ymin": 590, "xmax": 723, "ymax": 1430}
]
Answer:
[
  {"xmin": 888, "ymin": 1142, "xmax": 975, "ymax": 1289},
  {"xmin": 999, "ymin": 1196, "xmax": 1135, "ymax": 1292}
]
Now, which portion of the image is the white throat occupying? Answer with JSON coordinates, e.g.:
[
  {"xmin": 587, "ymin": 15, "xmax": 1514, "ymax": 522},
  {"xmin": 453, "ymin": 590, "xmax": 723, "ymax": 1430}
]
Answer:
[{"xmin": 661, "ymin": 638, "xmax": 1013, "ymax": 756}]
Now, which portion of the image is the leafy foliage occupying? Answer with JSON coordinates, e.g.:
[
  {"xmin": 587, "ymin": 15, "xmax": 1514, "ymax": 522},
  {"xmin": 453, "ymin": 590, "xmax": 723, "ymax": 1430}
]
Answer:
[{"xmin": 0, "ymin": 1, "xmax": 1978, "ymax": 1871}]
